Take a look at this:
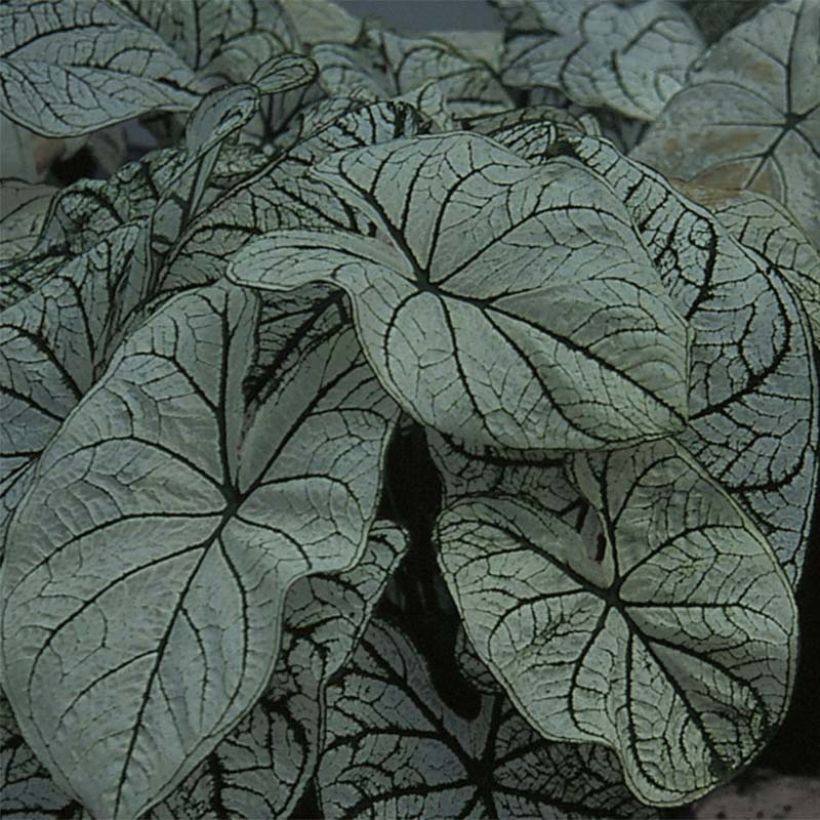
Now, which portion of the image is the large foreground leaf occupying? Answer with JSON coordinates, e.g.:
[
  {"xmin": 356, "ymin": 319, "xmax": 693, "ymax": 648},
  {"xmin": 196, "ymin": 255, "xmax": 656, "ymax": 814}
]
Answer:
[
  {"xmin": 0, "ymin": 283, "xmax": 398, "ymax": 818},
  {"xmin": 229, "ymin": 132, "xmax": 689, "ymax": 451},
  {"xmin": 317, "ymin": 618, "xmax": 653, "ymax": 818},
  {"xmin": 564, "ymin": 134, "xmax": 819, "ymax": 584},
  {"xmin": 632, "ymin": 0, "xmax": 820, "ymax": 247},
  {"xmin": 157, "ymin": 523, "xmax": 407, "ymax": 819},
  {"xmin": 436, "ymin": 439, "xmax": 798, "ymax": 806},
  {"xmin": 0, "ymin": 0, "xmax": 201, "ymax": 137}
]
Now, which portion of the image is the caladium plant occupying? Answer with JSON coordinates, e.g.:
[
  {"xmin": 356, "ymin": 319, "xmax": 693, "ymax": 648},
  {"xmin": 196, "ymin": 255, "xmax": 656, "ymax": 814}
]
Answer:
[{"xmin": 0, "ymin": 0, "xmax": 817, "ymax": 818}]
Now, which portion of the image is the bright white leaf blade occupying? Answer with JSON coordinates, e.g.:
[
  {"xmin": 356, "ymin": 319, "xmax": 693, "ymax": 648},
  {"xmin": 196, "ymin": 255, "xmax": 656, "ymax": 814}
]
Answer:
[
  {"xmin": 0, "ymin": 0, "xmax": 201, "ymax": 137},
  {"xmin": 0, "ymin": 282, "xmax": 399, "ymax": 818},
  {"xmin": 230, "ymin": 132, "xmax": 690, "ymax": 451},
  {"xmin": 631, "ymin": 0, "xmax": 820, "ymax": 247},
  {"xmin": 436, "ymin": 439, "xmax": 798, "ymax": 806},
  {"xmin": 317, "ymin": 618, "xmax": 653, "ymax": 818},
  {"xmin": 156, "ymin": 522, "xmax": 408, "ymax": 819}
]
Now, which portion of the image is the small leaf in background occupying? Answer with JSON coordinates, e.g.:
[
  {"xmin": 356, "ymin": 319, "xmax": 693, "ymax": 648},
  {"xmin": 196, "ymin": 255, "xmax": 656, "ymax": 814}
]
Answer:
[
  {"xmin": 0, "ymin": 282, "xmax": 398, "ymax": 818},
  {"xmin": 436, "ymin": 438, "xmax": 798, "ymax": 806},
  {"xmin": 230, "ymin": 132, "xmax": 690, "ymax": 452},
  {"xmin": 500, "ymin": 0, "xmax": 704, "ymax": 121},
  {"xmin": 318, "ymin": 618, "xmax": 654, "ymax": 818},
  {"xmin": 0, "ymin": 0, "xmax": 201, "ymax": 137},
  {"xmin": 632, "ymin": 0, "xmax": 820, "ymax": 248}
]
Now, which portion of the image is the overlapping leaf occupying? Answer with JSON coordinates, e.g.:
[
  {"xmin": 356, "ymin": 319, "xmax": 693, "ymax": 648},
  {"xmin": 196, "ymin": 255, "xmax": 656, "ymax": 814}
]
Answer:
[
  {"xmin": 500, "ymin": 0, "xmax": 704, "ymax": 121},
  {"xmin": 677, "ymin": 185, "xmax": 820, "ymax": 342},
  {"xmin": 161, "ymin": 100, "xmax": 427, "ymax": 289},
  {"xmin": 229, "ymin": 132, "xmax": 690, "ymax": 451},
  {"xmin": 156, "ymin": 523, "xmax": 407, "ymax": 819},
  {"xmin": 564, "ymin": 134, "xmax": 818, "ymax": 584},
  {"xmin": 0, "ymin": 224, "xmax": 149, "ymax": 554},
  {"xmin": 0, "ymin": 180, "xmax": 56, "ymax": 262},
  {"xmin": 0, "ymin": 0, "xmax": 202, "ymax": 137},
  {"xmin": 318, "ymin": 618, "xmax": 653, "ymax": 818},
  {"xmin": 0, "ymin": 282, "xmax": 399, "ymax": 818},
  {"xmin": 1, "ymin": 693, "xmax": 82, "ymax": 819},
  {"xmin": 632, "ymin": 0, "xmax": 820, "ymax": 247},
  {"xmin": 113, "ymin": 0, "xmax": 297, "ymax": 86},
  {"xmin": 436, "ymin": 438, "xmax": 798, "ymax": 806}
]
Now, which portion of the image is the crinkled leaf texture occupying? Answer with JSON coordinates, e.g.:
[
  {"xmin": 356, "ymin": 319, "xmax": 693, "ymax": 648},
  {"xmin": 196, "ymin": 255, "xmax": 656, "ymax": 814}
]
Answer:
[
  {"xmin": 229, "ymin": 131, "xmax": 690, "ymax": 452},
  {"xmin": 0, "ymin": 0, "xmax": 202, "ymax": 137},
  {"xmin": 632, "ymin": 0, "xmax": 820, "ymax": 247},
  {"xmin": 0, "ymin": 282, "xmax": 399, "ymax": 818},
  {"xmin": 436, "ymin": 438, "xmax": 798, "ymax": 806},
  {"xmin": 155, "ymin": 522, "xmax": 407, "ymax": 819},
  {"xmin": 318, "ymin": 618, "xmax": 654, "ymax": 819}
]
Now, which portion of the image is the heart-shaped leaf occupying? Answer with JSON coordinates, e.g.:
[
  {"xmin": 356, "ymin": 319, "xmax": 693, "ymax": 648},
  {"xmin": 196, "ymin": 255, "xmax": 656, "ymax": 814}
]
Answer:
[
  {"xmin": 229, "ymin": 132, "xmax": 690, "ymax": 451},
  {"xmin": 501, "ymin": 0, "xmax": 704, "ymax": 121},
  {"xmin": 436, "ymin": 438, "xmax": 798, "ymax": 806},
  {"xmin": 0, "ymin": 282, "xmax": 398, "ymax": 818}
]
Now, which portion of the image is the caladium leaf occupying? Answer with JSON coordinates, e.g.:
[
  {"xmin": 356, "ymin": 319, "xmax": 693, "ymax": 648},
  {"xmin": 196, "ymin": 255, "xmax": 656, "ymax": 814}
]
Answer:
[
  {"xmin": 281, "ymin": 0, "xmax": 361, "ymax": 48},
  {"xmin": 362, "ymin": 26, "xmax": 513, "ymax": 119},
  {"xmin": 161, "ymin": 100, "xmax": 426, "ymax": 289},
  {"xmin": 676, "ymin": 184, "xmax": 820, "ymax": 343},
  {"xmin": 0, "ymin": 0, "xmax": 202, "ymax": 137},
  {"xmin": 318, "ymin": 618, "xmax": 653, "ymax": 818},
  {"xmin": 0, "ymin": 180, "xmax": 56, "ymax": 262},
  {"xmin": 113, "ymin": 0, "xmax": 297, "ymax": 85},
  {"xmin": 436, "ymin": 438, "xmax": 798, "ymax": 806},
  {"xmin": 228, "ymin": 132, "xmax": 690, "ymax": 452},
  {"xmin": 0, "ymin": 282, "xmax": 399, "ymax": 818},
  {"xmin": 500, "ymin": 0, "xmax": 704, "ymax": 121},
  {"xmin": 632, "ymin": 0, "xmax": 820, "ymax": 248},
  {"xmin": 563, "ymin": 134, "xmax": 819, "ymax": 585},
  {"xmin": 156, "ymin": 522, "xmax": 407, "ymax": 819},
  {"xmin": 0, "ymin": 224, "xmax": 150, "ymax": 555},
  {"xmin": 1, "ymin": 693, "xmax": 82, "ymax": 819}
]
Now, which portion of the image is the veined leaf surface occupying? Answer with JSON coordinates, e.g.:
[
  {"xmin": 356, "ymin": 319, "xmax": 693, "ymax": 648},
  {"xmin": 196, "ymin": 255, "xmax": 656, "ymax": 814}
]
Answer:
[
  {"xmin": 436, "ymin": 439, "xmax": 798, "ymax": 806},
  {"xmin": 156, "ymin": 523, "xmax": 407, "ymax": 819},
  {"xmin": 632, "ymin": 0, "xmax": 820, "ymax": 247},
  {"xmin": 0, "ymin": 0, "xmax": 201, "ymax": 137},
  {"xmin": 0, "ymin": 693, "xmax": 81, "ymax": 819},
  {"xmin": 229, "ymin": 132, "xmax": 690, "ymax": 451},
  {"xmin": 500, "ymin": 0, "xmax": 704, "ymax": 121},
  {"xmin": 317, "ymin": 618, "xmax": 653, "ymax": 818},
  {"xmin": 0, "ymin": 282, "xmax": 398, "ymax": 818},
  {"xmin": 565, "ymin": 134, "xmax": 818, "ymax": 584},
  {"xmin": 162, "ymin": 100, "xmax": 426, "ymax": 289},
  {"xmin": 0, "ymin": 225, "xmax": 149, "ymax": 554}
]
